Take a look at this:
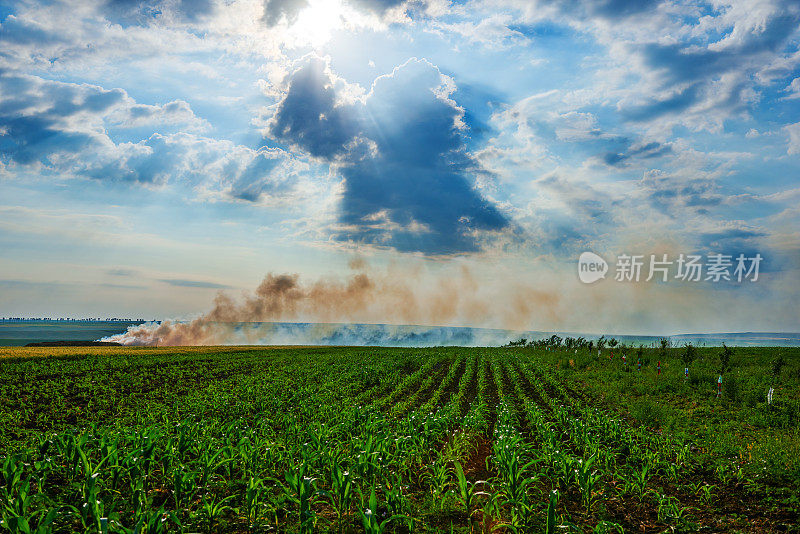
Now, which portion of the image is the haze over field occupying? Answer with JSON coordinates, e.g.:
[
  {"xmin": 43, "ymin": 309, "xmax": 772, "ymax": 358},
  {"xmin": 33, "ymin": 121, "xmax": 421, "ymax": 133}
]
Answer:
[{"xmin": 1, "ymin": 0, "xmax": 799, "ymax": 337}]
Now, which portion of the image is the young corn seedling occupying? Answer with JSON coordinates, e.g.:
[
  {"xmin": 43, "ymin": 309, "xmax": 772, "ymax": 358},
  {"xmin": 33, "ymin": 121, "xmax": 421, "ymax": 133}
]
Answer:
[
  {"xmin": 133, "ymin": 433, "xmax": 160, "ymax": 491},
  {"xmin": 79, "ymin": 471, "xmax": 105, "ymax": 533},
  {"xmin": 117, "ymin": 506, "xmax": 178, "ymax": 534},
  {"xmin": 0, "ymin": 455, "xmax": 25, "ymax": 504},
  {"xmin": 575, "ymin": 454, "xmax": 601, "ymax": 511},
  {"xmin": 198, "ymin": 447, "xmax": 232, "ymax": 489},
  {"xmin": 244, "ymin": 476, "xmax": 266, "ymax": 527},
  {"xmin": 2, "ymin": 507, "xmax": 63, "ymax": 534},
  {"xmin": 553, "ymin": 451, "xmax": 576, "ymax": 491},
  {"xmin": 359, "ymin": 487, "xmax": 405, "ymax": 534},
  {"xmin": 172, "ymin": 466, "xmax": 197, "ymax": 513},
  {"xmin": 355, "ymin": 436, "xmax": 382, "ymax": 484},
  {"xmin": 1, "ymin": 479, "xmax": 60, "ymax": 534},
  {"xmin": 200, "ymin": 493, "xmax": 235, "ymax": 533},
  {"xmin": 383, "ymin": 476, "xmax": 409, "ymax": 517},
  {"xmin": 273, "ymin": 464, "xmax": 322, "ymax": 534},
  {"xmin": 593, "ymin": 520, "xmax": 624, "ymax": 533},
  {"xmin": 663, "ymin": 461, "xmax": 681, "ymax": 482},
  {"xmin": 657, "ymin": 494, "xmax": 693, "ymax": 526},
  {"xmin": 451, "ymin": 461, "xmax": 487, "ymax": 520},
  {"xmin": 695, "ymin": 483, "xmax": 716, "ymax": 505},
  {"xmin": 73, "ymin": 443, "xmax": 115, "ymax": 533},
  {"xmin": 125, "ymin": 461, "xmax": 148, "ymax": 522},
  {"xmin": 630, "ymin": 463, "xmax": 651, "ymax": 501},
  {"xmin": 492, "ymin": 429, "xmax": 537, "ymax": 528},
  {"xmin": 326, "ymin": 461, "xmax": 354, "ymax": 533},
  {"xmin": 424, "ymin": 455, "xmax": 451, "ymax": 508},
  {"xmin": 545, "ymin": 489, "xmax": 559, "ymax": 534}
]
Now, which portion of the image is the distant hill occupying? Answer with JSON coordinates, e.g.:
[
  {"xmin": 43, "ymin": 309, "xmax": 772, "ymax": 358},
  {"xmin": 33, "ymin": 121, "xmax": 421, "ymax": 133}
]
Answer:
[
  {"xmin": 669, "ymin": 332, "xmax": 800, "ymax": 346},
  {"xmin": 3, "ymin": 320, "xmax": 798, "ymax": 347},
  {"xmin": 25, "ymin": 341, "xmax": 122, "ymax": 347}
]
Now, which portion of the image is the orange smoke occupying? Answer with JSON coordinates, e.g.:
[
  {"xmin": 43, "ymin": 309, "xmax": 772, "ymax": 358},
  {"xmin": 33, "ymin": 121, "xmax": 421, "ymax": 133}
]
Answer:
[{"xmin": 106, "ymin": 263, "xmax": 563, "ymax": 346}]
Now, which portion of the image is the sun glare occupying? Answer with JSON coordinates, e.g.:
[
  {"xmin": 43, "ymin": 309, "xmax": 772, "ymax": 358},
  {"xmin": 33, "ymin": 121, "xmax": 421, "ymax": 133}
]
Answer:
[{"xmin": 290, "ymin": 0, "xmax": 345, "ymax": 48}]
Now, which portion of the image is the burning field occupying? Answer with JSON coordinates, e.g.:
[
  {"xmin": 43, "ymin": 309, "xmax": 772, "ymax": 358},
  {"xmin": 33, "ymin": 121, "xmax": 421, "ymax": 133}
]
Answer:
[{"xmin": 104, "ymin": 263, "xmax": 563, "ymax": 347}]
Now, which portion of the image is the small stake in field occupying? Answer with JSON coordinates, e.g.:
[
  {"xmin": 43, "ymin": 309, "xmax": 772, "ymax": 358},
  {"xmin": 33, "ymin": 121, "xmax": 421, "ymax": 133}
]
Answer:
[
  {"xmin": 767, "ymin": 387, "xmax": 774, "ymax": 405},
  {"xmin": 637, "ymin": 358, "xmax": 642, "ymax": 372},
  {"xmin": 717, "ymin": 375, "xmax": 722, "ymax": 397},
  {"xmin": 657, "ymin": 361, "xmax": 661, "ymax": 376}
]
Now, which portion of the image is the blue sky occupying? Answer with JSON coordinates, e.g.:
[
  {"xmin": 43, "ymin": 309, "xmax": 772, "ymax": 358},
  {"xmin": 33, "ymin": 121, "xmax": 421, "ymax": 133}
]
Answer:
[{"xmin": 0, "ymin": 0, "xmax": 798, "ymax": 335}]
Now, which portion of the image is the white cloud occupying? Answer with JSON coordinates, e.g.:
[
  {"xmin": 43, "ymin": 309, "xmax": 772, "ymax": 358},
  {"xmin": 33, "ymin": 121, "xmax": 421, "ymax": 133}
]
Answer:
[
  {"xmin": 785, "ymin": 122, "xmax": 800, "ymax": 155},
  {"xmin": 0, "ymin": 70, "xmax": 316, "ymax": 204},
  {"xmin": 783, "ymin": 77, "xmax": 800, "ymax": 100}
]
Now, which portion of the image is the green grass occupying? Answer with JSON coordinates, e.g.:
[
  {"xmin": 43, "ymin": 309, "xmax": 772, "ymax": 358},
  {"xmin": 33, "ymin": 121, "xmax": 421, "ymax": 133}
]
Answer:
[{"xmin": 0, "ymin": 345, "xmax": 797, "ymax": 533}]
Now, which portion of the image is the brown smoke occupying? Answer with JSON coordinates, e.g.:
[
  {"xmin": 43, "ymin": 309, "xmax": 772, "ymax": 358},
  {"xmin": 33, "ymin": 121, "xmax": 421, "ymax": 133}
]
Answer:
[{"xmin": 107, "ymin": 262, "xmax": 564, "ymax": 346}]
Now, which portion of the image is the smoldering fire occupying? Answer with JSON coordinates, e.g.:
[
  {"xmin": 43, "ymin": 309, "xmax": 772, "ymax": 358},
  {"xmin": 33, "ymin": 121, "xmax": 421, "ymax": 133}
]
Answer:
[{"xmin": 105, "ymin": 265, "xmax": 563, "ymax": 346}]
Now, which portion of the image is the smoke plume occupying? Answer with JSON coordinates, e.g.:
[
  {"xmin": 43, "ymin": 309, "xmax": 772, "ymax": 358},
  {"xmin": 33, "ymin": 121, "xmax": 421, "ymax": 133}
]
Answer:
[{"xmin": 104, "ymin": 262, "xmax": 563, "ymax": 346}]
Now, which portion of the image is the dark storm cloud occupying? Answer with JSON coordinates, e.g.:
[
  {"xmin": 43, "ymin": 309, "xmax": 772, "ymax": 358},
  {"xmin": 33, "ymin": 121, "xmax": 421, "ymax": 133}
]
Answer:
[{"xmin": 269, "ymin": 57, "xmax": 509, "ymax": 255}]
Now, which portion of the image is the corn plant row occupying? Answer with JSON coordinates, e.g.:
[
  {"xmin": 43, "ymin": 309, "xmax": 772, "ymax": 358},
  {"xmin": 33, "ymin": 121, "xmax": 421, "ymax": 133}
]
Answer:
[
  {"xmin": 459, "ymin": 354, "xmax": 490, "ymax": 433},
  {"xmin": 371, "ymin": 357, "xmax": 441, "ymax": 412},
  {"xmin": 503, "ymin": 362, "xmax": 607, "ymax": 513},
  {"xmin": 440, "ymin": 350, "xmax": 479, "ymax": 419},
  {"xmin": 0, "ymin": 393, "xmax": 472, "ymax": 532},
  {"xmin": 391, "ymin": 355, "xmax": 455, "ymax": 416},
  {"xmin": 0, "ymin": 350, "xmax": 459, "ymax": 532},
  {"xmin": 510, "ymin": 357, "xmax": 698, "ymax": 525},
  {"xmin": 518, "ymin": 357, "xmax": 692, "ymax": 478},
  {"xmin": 417, "ymin": 353, "xmax": 466, "ymax": 415}
]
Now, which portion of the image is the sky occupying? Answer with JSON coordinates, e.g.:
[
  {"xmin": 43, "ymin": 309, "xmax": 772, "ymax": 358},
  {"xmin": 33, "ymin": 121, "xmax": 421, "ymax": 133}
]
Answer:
[{"xmin": 0, "ymin": 0, "xmax": 799, "ymax": 336}]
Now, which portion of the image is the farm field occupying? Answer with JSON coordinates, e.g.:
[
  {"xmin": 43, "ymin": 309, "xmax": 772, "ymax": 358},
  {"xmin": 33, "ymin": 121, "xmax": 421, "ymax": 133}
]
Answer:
[{"xmin": 0, "ymin": 345, "xmax": 798, "ymax": 533}]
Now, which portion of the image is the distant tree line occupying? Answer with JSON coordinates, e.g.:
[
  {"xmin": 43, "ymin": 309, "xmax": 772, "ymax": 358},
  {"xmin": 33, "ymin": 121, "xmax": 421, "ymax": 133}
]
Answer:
[{"xmin": 505, "ymin": 335, "xmax": 620, "ymax": 351}]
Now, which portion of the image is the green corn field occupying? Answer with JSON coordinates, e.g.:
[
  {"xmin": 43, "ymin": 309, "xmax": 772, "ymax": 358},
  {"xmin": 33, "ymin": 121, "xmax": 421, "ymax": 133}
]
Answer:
[{"xmin": 0, "ymin": 345, "xmax": 798, "ymax": 532}]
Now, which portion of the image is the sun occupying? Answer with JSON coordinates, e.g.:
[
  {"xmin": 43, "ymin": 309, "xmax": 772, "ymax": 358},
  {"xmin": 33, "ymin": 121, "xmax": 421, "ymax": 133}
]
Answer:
[{"xmin": 290, "ymin": 0, "xmax": 346, "ymax": 48}]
